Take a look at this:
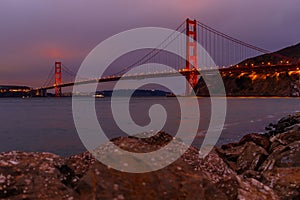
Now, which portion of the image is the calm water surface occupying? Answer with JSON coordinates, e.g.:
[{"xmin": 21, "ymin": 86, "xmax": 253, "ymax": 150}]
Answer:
[{"xmin": 0, "ymin": 97, "xmax": 299, "ymax": 156}]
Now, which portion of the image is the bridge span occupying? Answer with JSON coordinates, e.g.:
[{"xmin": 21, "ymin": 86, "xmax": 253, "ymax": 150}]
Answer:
[{"xmin": 34, "ymin": 18, "xmax": 299, "ymax": 97}]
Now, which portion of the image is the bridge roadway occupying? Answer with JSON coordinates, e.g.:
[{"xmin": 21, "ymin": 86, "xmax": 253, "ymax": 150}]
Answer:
[
  {"xmin": 37, "ymin": 70, "xmax": 201, "ymax": 91},
  {"xmin": 36, "ymin": 64, "xmax": 299, "ymax": 92}
]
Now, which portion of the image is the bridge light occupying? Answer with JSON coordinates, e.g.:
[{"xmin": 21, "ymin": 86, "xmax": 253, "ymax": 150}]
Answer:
[
  {"xmin": 251, "ymin": 64, "xmax": 254, "ymax": 67},
  {"xmin": 286, "ymin": 61, "xmax": 289, "ymax": 64},
  {"xmin": 267, "ymin": 62, "xmax": 271, "ymax": 66}
]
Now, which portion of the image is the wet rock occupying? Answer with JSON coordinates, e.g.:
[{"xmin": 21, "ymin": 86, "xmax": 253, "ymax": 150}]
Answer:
[{"xmin": 266, "ymin": 113, "xmax": 300, "ymax": 136}]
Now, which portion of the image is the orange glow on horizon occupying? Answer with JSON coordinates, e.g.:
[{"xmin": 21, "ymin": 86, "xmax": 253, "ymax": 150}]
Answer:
[{"xmin": 35, "ymin": 43, "xmax": 86, "ymax": 60}]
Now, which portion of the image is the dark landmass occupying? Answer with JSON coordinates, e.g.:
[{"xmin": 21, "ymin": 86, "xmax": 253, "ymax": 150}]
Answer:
[
  {"xmin": 241, "ymin": 43, "xmax": 300, "ymax": 66},
  {"xmin": 195, "ymin": 69, "xmax": 300, "ymax": 96},
  {"xmin": 1, "ymin": 113, "xmax": 300, "ymax": 199},
  {"xmin": 196, "ymin": 42, "xmax": 300, "ymax": 97},
  {"xmin": 0, "ymin": 85, "xmax": 31, "ymax": 98}
]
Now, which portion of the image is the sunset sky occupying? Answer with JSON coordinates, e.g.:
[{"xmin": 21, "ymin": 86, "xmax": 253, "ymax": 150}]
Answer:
[{"xmin": 0, "ymin": 0, "xmax": 299, "ymax": 87}]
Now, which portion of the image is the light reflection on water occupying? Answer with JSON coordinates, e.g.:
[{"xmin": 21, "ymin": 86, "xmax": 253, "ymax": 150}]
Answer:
[{"xmin": 0, "ymin": 97, "xmax": 299, "ymax": 156}]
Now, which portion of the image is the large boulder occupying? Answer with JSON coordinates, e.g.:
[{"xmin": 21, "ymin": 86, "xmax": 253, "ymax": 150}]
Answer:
[
  {"xmin": 76, "ymin": 132, "xmax": 277, "ymax": 200},
  {"xmin": 74, "ymin": 159, "xmax": 228, "ymax": 200},
  {"xmin": 0, "ymin": 151, "xmax": 77, "ymax": 200}
]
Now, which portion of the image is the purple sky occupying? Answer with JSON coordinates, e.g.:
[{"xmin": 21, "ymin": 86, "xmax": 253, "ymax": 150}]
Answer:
[{"xmin": 0, "ymin": 0, "xmax": 299, "ymax": 87}]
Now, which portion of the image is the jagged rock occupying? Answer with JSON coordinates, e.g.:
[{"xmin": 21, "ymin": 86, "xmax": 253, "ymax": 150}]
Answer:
[
  {"xmin": 218, "ymin": 175, "xmax": 279, "ymax": 200},
  {"xmin": 238, "ymin": 133, "xmax": 270, "ymax": 150},
  {"xmin": 194, "ymin": 150, "xmax": 236, "ymax": 183},
  {"xmin": 266, "ymin": 113, "xmax": 300, "ymax": 136},
  {"xmin": 237, "ymin": 177, "xmax": 279, "ymax": 200},
  {"xmin": 260, "ymin": 140, "xmax": 300, "ymax": 171},
  {"xmin": 284, "ymin": 123, "xmax": 300, "ymax": 132},
  {"xmin": 220, "ymin": 142, "xmax": 239, "ymax": 150},
  {"xmin": 236, "ymin": 142, "xmax": 268, "ymax": 173},
  {"xmin": 217, "ymin": 144, "xmax": 246, "ymax": 163},
  {"xmin": 261, "ymin": 167, "xmax": 300, "ymax": 200},
  {"xmin": 217, "ymin": 140, "xmax": 269, "ymax": 173},
  {"xmin": 269, "ymin": 130, "xmax": 300, "ymax": 151}
]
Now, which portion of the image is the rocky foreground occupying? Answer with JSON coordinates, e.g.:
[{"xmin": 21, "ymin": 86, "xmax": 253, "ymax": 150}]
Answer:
[{"xmin": 1, "ymin": 113, "xmax": 300, "ymax": 199}]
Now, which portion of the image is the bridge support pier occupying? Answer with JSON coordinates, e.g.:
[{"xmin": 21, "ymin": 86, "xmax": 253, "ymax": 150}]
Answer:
[{"xmin": 34, "ymin": 89, "xmax": 47, "ymax": 97}]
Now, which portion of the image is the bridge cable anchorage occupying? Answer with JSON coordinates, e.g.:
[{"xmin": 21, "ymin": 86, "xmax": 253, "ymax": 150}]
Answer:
[{"xmin": 111, "ymin": 20, "xmax": 187, "ymax": 76}]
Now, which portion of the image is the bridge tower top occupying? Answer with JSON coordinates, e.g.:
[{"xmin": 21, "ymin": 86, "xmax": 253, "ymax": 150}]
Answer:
[{"xmin": 55, "ymin": 61, "xmax": 62, "ymax": 97}]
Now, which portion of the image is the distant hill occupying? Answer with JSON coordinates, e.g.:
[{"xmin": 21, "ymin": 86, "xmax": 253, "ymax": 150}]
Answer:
[
  {"xmin": 99, "ymin": 89, "xmax": 171, "ymax": 97},
  {"xmin": 240, "ymin": 43, "xmax": 300, "ymax": 66}
]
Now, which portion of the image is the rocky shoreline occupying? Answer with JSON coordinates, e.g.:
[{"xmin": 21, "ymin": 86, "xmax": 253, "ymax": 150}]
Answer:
[{"xmin": 0, "ymin": 113, "xmax": 300, "ymax": 199}]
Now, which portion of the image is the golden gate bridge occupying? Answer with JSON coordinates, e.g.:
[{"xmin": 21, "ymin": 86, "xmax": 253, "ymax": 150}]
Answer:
[{"xmin": 34, "ymin": 18, "xmax": 299, "ymax": 97}]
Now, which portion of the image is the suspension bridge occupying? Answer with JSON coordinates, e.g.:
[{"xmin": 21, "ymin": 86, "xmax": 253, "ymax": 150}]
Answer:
[{"xmin": 34, "ymin": 18, "xmax": 299, "ymax": 97}]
